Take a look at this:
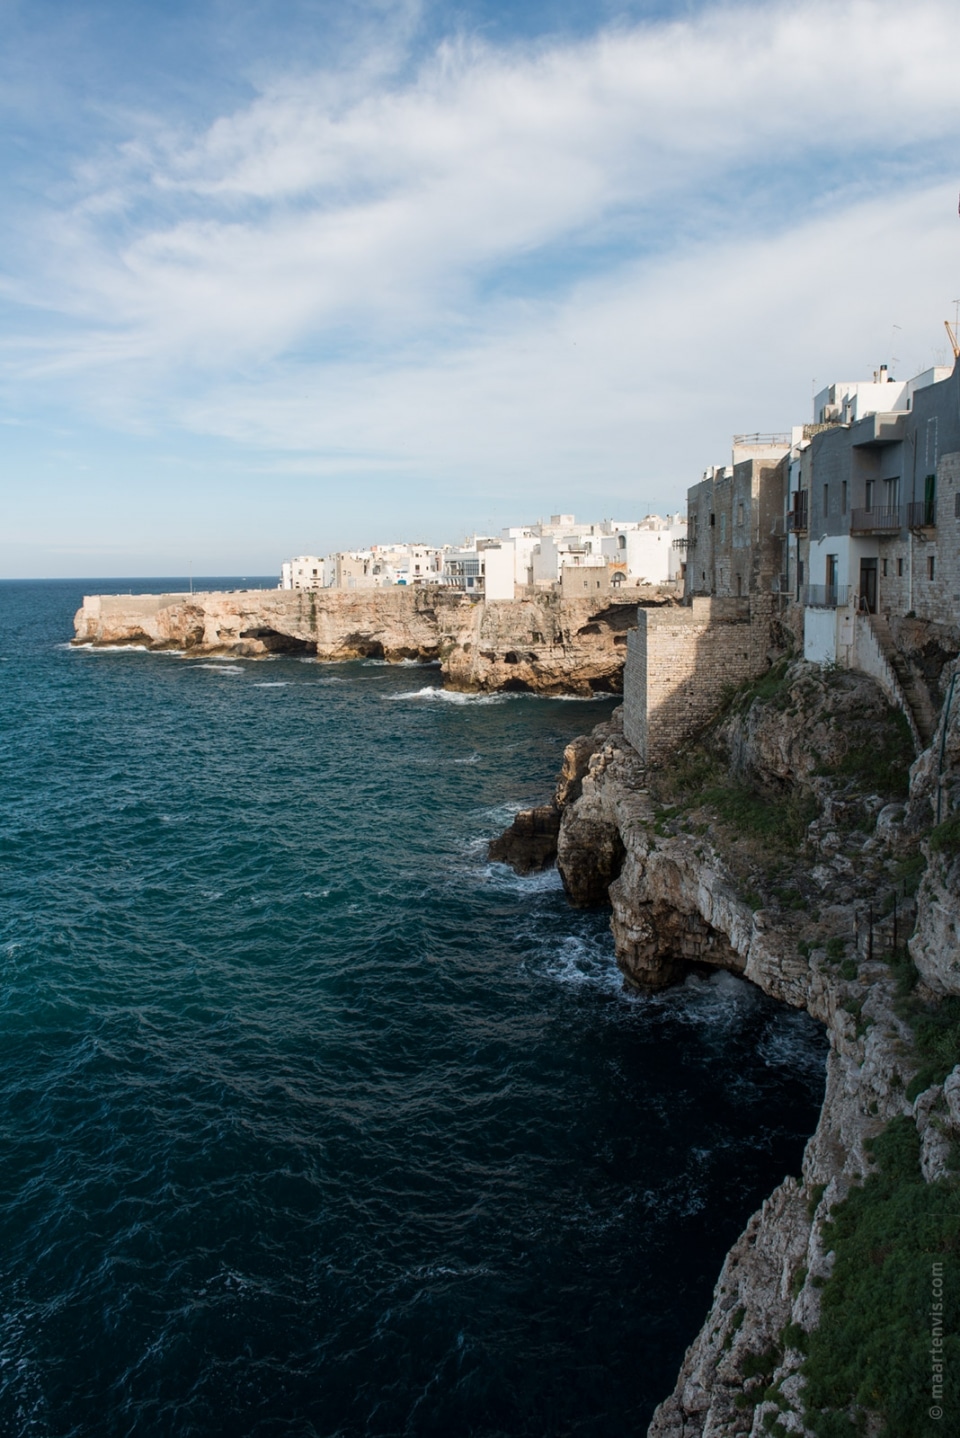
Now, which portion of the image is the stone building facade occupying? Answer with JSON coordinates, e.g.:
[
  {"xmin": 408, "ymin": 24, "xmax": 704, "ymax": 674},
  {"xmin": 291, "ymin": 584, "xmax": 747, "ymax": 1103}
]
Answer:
[{"xmin": 623, "ymin": 596, "xmax": 775, "ymax": 766}]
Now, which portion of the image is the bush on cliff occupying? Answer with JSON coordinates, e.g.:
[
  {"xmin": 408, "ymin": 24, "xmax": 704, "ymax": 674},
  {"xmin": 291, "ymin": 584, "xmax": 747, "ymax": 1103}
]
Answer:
[{"xmin": 802, "ymin": 1117, "xmax": 960, "ymax": 1437}]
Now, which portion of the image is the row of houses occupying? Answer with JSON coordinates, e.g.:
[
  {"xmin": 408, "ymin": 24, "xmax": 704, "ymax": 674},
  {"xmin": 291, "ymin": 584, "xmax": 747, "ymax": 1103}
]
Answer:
[
  {"xmin": 281, "ymin": 512, "xmax": 687, "ymax": 600},
  {"xmin": 622, "ymin": 355, "xmax": 960, "ymax": 766}
]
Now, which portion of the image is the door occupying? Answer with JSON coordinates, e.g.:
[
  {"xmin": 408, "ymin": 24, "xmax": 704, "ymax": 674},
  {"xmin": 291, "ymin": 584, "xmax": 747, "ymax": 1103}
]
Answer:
[{"xmin": 859, "ymin": 558, "xmax": 878, "ymax": 613}]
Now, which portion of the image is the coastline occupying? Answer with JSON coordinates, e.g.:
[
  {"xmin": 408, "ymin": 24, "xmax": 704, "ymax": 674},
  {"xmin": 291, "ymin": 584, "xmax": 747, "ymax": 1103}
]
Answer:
[
  {"xmin": 71, "ymin": 585, "xmax": 674, "ymax": 696},
  {"xmin": 493, "ymin": 658, "xmax": 960, "ymax": 1434}
]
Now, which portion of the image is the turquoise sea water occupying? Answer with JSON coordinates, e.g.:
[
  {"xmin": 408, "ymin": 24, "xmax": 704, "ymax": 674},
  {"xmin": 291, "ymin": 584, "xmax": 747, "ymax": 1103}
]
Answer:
[{"xmin": 0, "ymin": 580, "xmax": 827, "ymax": 1437}]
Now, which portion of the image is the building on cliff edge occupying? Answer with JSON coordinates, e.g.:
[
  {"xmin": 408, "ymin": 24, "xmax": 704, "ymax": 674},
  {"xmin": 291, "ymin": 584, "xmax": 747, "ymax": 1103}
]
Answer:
[{"xmin": 624, "ymin": 356, "xmax": 960, "ymax": 766}]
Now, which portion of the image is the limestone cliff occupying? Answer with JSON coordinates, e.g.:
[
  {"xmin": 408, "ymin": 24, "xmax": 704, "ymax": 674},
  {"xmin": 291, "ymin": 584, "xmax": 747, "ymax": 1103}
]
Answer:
[
  {"xmin": 499, "ymin": 660, "xmax": 960, "ymax": 1434},
  {"xmin": 73, "ymin": 587, "xmax": 672, "ymax": 696}
]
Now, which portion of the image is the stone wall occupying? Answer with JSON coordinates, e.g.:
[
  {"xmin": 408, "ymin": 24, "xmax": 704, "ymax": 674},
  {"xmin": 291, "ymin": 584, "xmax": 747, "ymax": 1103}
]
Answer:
[{"xmin": 623, "ymin": 595, "xmax": 775, "ymax": 765}]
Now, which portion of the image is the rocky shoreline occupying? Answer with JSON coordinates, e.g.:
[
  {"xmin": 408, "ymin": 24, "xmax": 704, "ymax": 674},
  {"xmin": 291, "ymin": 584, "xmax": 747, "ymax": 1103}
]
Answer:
[
  {"xmin": 491, "ymin": 658, "xmax": 960, "ymax": 1434},
  {"xmin": 72, "ymin": 586, "xmax": 674, "ymax": 696}
]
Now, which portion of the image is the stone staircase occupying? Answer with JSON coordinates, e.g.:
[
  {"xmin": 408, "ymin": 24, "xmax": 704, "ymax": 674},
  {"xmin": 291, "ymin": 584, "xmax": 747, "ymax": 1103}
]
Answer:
[{"xmin": 867, "ymin": 613, "xmax": 939, "ymax": 748}]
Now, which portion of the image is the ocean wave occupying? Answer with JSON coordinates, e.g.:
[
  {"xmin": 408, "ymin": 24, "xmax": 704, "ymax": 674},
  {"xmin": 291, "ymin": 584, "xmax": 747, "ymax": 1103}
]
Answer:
[
  {"xmin": 193, "ymin": 664, "xmax": 244, "ymax": 674},
  {"xmin": 387, "ymin": 686, "xmax": 506, "ymax": 704},
  {"xmin": 536, "ymin": 932, "xmax": 626, "ymax": 995},
  {"xmin": 646, "ymin": 969, "xmax": 761, "ymax": 1029},
  {"xmin": 482, "ymin": 861, "xmax": 564, "ymax": 896},
  {"xmin": 252, "ymin": 681, "xmax": 288, "ymax": 688}
]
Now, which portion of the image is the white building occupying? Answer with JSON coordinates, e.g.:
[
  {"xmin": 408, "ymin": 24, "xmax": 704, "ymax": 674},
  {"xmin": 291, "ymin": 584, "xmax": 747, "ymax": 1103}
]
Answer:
[
  {"xmin": 599, "ymin": 514, "xmax": 687, "ymax": 586},
  {"xmin": 280, "ymin": 556, "xmax": 325, "ymax": 590}
]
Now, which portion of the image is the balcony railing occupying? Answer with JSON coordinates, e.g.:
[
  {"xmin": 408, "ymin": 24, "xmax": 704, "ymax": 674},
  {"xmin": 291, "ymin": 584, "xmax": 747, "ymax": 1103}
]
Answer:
[
  {"xmin": 786, "ymin": 493, "xmax": 808, "ymax": 533},
  {"xmin": 849, "ymin": 506, "xmax": 902, "ymax": 534},
  {"xmin": 802, "ymin": 583, "xmax": 850, "ymax": 609},
  {"xmin": 672, "ymin": 537, "xmax": 690, "ymax": 550},
  {"xmin": 733, "ymin": 432, "xmax": 791, "ymax": 447},
  {"xmin": 906, "ymin": 499, "xmax": 936, "ymax": 529}
]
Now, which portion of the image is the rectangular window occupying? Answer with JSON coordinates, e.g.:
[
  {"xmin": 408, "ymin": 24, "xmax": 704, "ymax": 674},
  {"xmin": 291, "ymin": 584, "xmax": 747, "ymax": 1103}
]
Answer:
[
  {"xmin": 865, "ymin": 479, "xmax": 875, "ymax": 511},
  {"xmin": 823, "ymin": 483, "xmax": 829, "ymax": 516},
  {"xmin": 928, "ymin": 555, "xmax": 936, "ymax": 581},
  {"xmin": 841, "ymin": 481, "xmax": 847, "ymax": 515},
  {"xmin": 882, "ymin": 558, "xmax": 888, "ymax": 577},
  {"xmin": 897, "ymin": 557, "xmax": 904, "ymax": 577},
  {"xmin": 737, "ymin": 502, "xmax": 744, "ymax": 526}
]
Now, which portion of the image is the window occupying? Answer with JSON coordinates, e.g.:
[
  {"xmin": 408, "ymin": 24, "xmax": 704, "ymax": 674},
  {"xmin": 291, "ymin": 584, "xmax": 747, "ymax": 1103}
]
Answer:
[
  {"xmin": 736, "ymin": 573, "xmax": 743, "ymax": 596},
  {"xmin": 823, "ymin": 483, "xmax": 829, "ymax": 516},
  {"xmin": 865, "ymin": 480, "xmax": 875, "ymax": 511},
  {"xmin": 882, "ymin": 558, "xmax": 888, "ymax": 577},
  {"xmin": 618, "ymin": 533, "xmax": 626, "ymax": 549},
  {"xmin": 826, "ymin": 554, "xmax": 838, "ymax": 593},
  {"xmin": 928, "ymin": 555, "xmax": 936, "ymax": 581},
  {"xmin": 897, "ymin": 557, "xmax": 904, "ymax": 577},
  {"xmin": 737, "ymin": 502, "xmax": 744, "ymax": 526},
  {"xmin": 710, "ymin": 512, "xmax": 715, "ymax": 527},
  {"xmin": 955, "ymin": 491, "xmax": 960, "ymax": 520},
  {"xmin": 841, "ymin": 481, "xmax": 847, "ymax": 515}
]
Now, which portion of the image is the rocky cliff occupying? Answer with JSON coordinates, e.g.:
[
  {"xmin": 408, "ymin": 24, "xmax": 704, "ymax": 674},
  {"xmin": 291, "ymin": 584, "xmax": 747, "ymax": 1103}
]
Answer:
[
  {"xmin": 73, "ymin": 587, "xmax": 672, "ymax": 696},
  {"xmin": 496, "ymin": 658, "xmax": 960, "ymax": 1434}
]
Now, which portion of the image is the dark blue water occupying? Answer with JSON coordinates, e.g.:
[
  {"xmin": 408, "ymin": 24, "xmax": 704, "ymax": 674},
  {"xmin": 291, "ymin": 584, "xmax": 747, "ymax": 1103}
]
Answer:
[{"xmin": 0, "ymin": 580, "xmax": 827, "ymax": 1438}]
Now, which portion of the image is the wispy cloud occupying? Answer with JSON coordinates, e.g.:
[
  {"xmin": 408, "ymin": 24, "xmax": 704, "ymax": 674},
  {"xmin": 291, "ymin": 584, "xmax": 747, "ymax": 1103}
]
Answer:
[{"xmin": 2, "ymin": 0, "xmax": 960, "ymax": 563}]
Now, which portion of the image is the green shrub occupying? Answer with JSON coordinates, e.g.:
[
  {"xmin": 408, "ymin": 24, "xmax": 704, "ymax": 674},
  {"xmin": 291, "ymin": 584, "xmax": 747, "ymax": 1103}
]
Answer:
[
  {"xmin": 929, "ymin": 816, "xmax": 960, "ymax": 858},
  {"xmin": 898, "ymin": 994, "xmax": 960, "ymax": 1098},
  {"xmin": 802, "ymin": 1117, "xmax": 960, "ymax": 1436},
  {"xmin": 819, "ymin": 709, "xmax": 914, "ymax": 799}
]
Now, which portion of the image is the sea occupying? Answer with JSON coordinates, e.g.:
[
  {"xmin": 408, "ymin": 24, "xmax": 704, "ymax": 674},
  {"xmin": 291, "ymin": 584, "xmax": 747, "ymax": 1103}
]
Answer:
[{"xmin": 0, "ymin": 579, "xmax": 828, "ymax": 1438}]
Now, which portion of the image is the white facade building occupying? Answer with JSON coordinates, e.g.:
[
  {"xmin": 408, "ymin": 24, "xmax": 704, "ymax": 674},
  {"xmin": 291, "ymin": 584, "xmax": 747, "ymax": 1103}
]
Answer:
[{"xmin": 281, "ymin": 556, "xmax": 325, "ymax": 590}]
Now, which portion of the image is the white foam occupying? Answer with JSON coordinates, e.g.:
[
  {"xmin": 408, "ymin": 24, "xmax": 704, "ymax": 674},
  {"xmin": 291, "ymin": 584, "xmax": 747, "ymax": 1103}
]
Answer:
[
  {"xmin": 252, "ymin": 681, "xmax": 288, "ymax": 688},
  {"xmin": 388, "ymin": 686, "xmax": 505, "ymax": 705},
  {"xmin": 70, "ymin": 642, "xmax": 152, "ymax": 654},
  {"xmin": 538, "ymin": 932, "xmax": 626, "ymax": 995},
  {"xmin": 195, "ymin": 664, "xmax": 244, "ymax": 674},
  {"xmin": 483, "ymin": 862, "xmax": 564, "ymax": 895}
]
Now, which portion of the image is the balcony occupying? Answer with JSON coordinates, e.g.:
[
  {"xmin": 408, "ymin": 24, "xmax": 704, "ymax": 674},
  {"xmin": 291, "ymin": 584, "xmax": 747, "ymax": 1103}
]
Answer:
[
  {"xmin": 786, "ymin": 492, "xmax": 808, "ymax": 533},
  {"xmin": 906, "ymin": 499, "xmax": 936, "ymax": 529},
  {"xmin": 672, "ymin": 537, "xmax": 690, "ymax": 550},
  {"xmin": 802, "ymin": 583, "xmax": 850, "ymax": 609},
  {"xmin": 849, "ymin": 506, "xmax": 902, "ymax": 534}
]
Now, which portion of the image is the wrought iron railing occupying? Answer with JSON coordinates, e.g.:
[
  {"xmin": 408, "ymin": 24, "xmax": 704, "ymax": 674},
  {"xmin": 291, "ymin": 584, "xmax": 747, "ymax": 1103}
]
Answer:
[
  {"xmin": 906, "ymin": 499, "xmax": 936, "ymax": 529},
  {"xmin": 786, "ymin": 492, "xmax": 808, "ymax": 533},
  {"xmin": 802, "ymin": 583, "xmax": 850, "ymax": 609},
  {"xmin": 849, "ymin": 506, "xmax": 902, "ymax": 534}
]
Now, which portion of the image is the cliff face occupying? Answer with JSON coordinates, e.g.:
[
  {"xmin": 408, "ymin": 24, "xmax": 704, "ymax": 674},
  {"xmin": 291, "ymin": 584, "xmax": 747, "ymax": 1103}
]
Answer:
[
  {"xmin": 539, "ymin": 661, "xmax": 960, "ymax": 1435},
  {"xmin": 73, "ymin": 588, "xmax": 670, "ymax": 696}
]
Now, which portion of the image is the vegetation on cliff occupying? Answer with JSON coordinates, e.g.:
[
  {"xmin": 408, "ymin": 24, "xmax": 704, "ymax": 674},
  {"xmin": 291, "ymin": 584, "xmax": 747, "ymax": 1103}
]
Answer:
[{"xmin": 801, "ymin": 1118, "xmax": 959, "ymax": 1436}]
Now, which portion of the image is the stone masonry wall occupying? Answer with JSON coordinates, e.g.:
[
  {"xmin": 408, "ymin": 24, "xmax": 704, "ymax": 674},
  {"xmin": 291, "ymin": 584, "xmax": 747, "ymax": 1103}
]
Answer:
[{"xmin": 623, "ymin": 595, "xmax": 774, "ymax": 765}]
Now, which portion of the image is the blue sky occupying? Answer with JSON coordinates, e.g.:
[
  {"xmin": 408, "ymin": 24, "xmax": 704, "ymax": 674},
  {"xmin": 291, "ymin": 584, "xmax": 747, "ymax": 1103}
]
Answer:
[{"xmin": 3, "ymin": 0, "xmax": 960, "ymax": 577}]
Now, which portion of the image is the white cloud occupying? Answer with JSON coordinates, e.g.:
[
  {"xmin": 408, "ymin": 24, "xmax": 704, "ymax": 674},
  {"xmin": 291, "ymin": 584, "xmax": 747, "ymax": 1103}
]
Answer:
[
  {"xmin": 3, "ymin": 0, "xmax": 960, "ymax": 523},
  {"xmin": 7, "ymin": 0, "xmax": 957, "ymax": 368},
  {"xmin": 170, "ymin": 178, "xmax": 959, "ymax": 506}
]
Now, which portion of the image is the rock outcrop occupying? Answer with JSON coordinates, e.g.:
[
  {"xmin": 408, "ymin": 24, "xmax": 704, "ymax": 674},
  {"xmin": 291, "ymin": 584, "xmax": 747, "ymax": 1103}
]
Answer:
[
  {"xmin": 73, "ymin": 587, "xmax": 675, "ymax": 696},
  {"xmin": 495, "ymin": 659, "xmax": 960, "ymax": 1434}
]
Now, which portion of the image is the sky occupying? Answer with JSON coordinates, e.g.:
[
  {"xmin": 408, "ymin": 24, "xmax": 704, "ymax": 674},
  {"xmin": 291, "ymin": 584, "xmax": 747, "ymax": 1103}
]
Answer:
[{"xmin": 2, "ymin": 0, "xmax": 960, "ymax": 578}]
